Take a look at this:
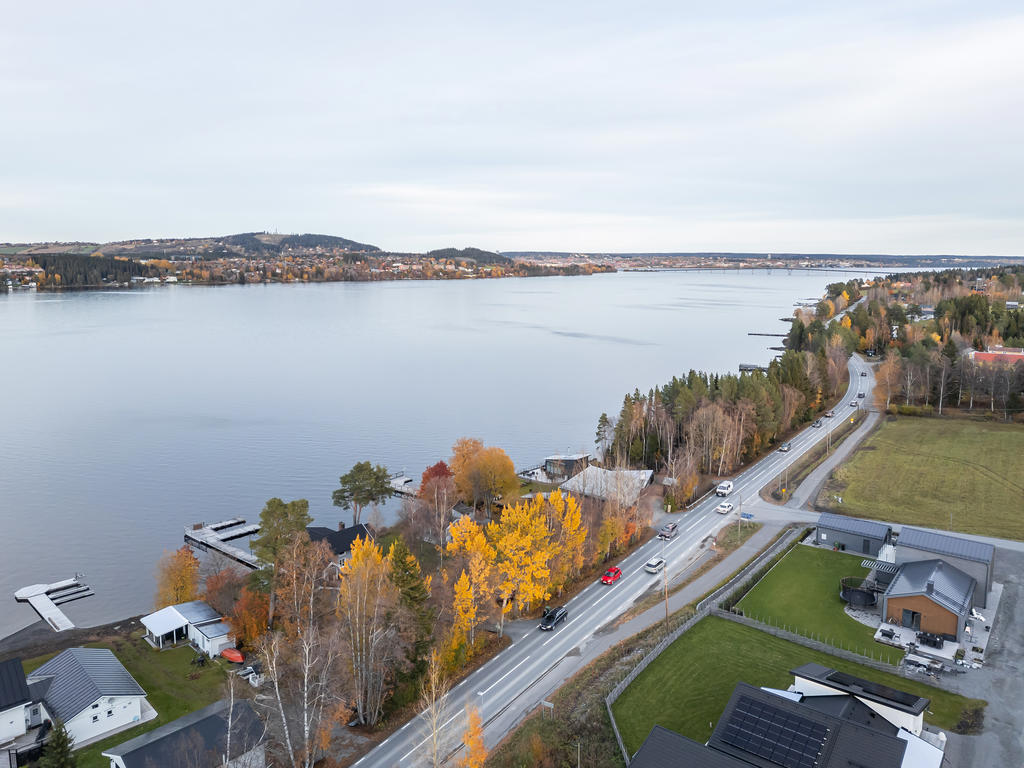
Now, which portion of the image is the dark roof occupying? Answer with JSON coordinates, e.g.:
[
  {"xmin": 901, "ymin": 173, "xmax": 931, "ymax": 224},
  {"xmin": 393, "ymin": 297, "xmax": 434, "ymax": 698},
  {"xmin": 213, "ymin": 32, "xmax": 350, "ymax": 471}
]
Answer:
[
  {"xmin": 0, "ymin": 658, "xmax": 30, "ymax": 712},
  {"xmin": 630, "ymin": 725, "xmax": 749, "ymax": 768},
  {"xmin": 173, "ymin": 601, "xmax": 220, "ymax": 625},
  {"xmin": 884, "ymin": 559, "xmax": 976, "ymax": 618},
  {"xmin": 791, "ymin": 662, "xmax": 929, "ymax": 716},
  {"xmin": 306, "ymin": 523, "xmax": 373, "ymax": 556},
  {"xmin": 708, "ymin": 683, "xmax": 907, "ymax": 768},
  {"xmin": 897, "ymin": 528, "xmax": 994, "ymax": 565},
  {"xmin": 28, "ymin": 648, "xmax": 146, "ymax": 723},
  {"xmin": 102, "ymin": 699, "xmax": 265, "ymax": 768},
  {"xmin": 816, "ymin": 513, "xmax": 891, "ymax": 540}
]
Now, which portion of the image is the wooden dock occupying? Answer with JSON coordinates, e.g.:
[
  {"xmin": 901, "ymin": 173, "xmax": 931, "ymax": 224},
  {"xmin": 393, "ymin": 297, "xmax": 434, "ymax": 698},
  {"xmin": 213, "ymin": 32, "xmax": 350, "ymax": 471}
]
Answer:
[
  {"xmin": 747, "ymin": 332, "xmax": 788, "ymax": 337},
  {"xmin": 185, "ymin": 519, "xmax": 263, "ymax": 569},
  {"xmin": 15, "ymin": 576, "xmax": 94, "ymax": 632}
]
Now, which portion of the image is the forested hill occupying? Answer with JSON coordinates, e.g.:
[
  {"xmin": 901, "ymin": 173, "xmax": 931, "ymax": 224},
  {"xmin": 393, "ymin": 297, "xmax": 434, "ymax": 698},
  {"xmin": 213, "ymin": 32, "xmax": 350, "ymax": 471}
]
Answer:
[{"xmin": 424, "ymin": 247, "xmax": 512, "ymax": 265}]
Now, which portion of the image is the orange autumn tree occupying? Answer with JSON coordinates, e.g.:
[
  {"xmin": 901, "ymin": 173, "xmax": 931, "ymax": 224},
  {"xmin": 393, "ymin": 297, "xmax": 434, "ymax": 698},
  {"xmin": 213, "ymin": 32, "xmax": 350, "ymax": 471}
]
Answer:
[
  {"xmin": 452, "ymin": 570, "xmax": 476, "ymax": 648},
  {"xmin": 450, "ymin": 438, "xmax": 518, "ymax": 516},
  {"xmin": 230, "ymin": 586, "xmax": 269, "ymax": 647},
  {"xmin": 460, "ymin": 704, "xmax": 487, "ymax": 768},
  {"xmin": 154, "ymin": 545, "xmax": 200, "ymax": 608}
]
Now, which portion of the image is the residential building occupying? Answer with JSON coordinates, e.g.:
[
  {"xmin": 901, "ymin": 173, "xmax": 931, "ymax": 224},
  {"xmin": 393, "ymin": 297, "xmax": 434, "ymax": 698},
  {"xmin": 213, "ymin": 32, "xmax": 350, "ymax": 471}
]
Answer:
[
  {"xmin": 0, "ymin": 658, "xmax": 32, "ymax": 744},
  {"xmin": 141, "ymin": 601, "xmax": 235, "ymax": 656},
  {"xmin": 814, "ymin": 513, "xmax": 892, "ymax": 557},
  {"xmin": 559, "ymin": 466, "xmax": 653, "ymax": 507},
  {"xmin": 103, "ymin": 699, "xmax": 266, "ymax": 768},
  {"xmin": 630, "ymin": 664, "xmax": 943, "ymax": 768},
  {"xmin": 27, "ymin": 648, "xmax": 150, "ymax": 748},
  {"xmin": 881, "ymin": 560, "xmax": 975, "ymax": 643},
  {"xmin": 306, "ymin": 523, "xmax": 374, "ymax": 564},
  {"xmin": 894, "ymin": 527, "xmax": 994, "ymax": 608}
]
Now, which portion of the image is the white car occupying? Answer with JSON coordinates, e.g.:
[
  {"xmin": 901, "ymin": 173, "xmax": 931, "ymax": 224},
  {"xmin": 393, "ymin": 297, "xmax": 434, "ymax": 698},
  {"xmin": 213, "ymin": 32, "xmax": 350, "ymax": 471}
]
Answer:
[
  {"xmin": 716, "ymin": 481, "xmax": 734, "ymax": 497},
  {"xmin": 850, "ymin": 400, "xmax": 858, "ymax": 407},
  {"xmin": 715, "ymin": 502, "xmax": 734, "ymax": 515},
  {"xmin": 644, "ymin": 556, "xmax": 666, "ymax": 574}
]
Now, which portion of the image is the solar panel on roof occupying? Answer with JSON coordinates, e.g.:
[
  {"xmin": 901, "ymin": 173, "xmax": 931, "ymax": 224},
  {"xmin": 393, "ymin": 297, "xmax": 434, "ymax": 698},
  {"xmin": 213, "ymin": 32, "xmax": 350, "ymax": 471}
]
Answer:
[{"xmin": 721, "ymin": 695, "xmax": 828, "ymax": 768}]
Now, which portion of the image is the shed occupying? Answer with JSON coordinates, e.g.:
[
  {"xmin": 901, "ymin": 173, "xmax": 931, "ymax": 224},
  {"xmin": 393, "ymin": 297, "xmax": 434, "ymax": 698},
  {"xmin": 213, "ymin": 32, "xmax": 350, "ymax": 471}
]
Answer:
[
  {"xmin": 881, "ymin": 559, "xmax": 976, "ymax": 642},
  {"xmin": 141, "ymin": 601, "xmax": 232, "ymax": 656},
  {"xmin": 895, "ymin": 528, "xmax": 993, "ymax": 608},
  {"xmin": 815, "ymin": 513, "xmax": 892, "ymax": 556}
]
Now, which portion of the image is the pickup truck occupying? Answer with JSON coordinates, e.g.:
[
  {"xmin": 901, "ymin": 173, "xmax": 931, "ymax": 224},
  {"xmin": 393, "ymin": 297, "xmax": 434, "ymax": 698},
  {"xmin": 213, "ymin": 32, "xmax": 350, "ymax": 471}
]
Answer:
[{"xmin": 716, "ymin": 480, "xmax": 734, "ymax": 497}]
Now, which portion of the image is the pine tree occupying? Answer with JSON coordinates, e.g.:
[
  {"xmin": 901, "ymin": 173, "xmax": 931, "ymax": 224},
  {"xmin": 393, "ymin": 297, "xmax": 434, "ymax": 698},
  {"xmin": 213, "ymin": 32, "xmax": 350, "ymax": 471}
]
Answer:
[{"xmin": 39, "ymin": 720, "xmax": 76, "ymax": 768}]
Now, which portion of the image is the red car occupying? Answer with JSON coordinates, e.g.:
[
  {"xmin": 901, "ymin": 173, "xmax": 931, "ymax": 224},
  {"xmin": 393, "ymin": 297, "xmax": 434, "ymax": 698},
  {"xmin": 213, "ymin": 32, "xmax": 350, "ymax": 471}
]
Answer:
[{"xmin": 601, "ymin": 566, "xmax": 622, "ymax": 585}]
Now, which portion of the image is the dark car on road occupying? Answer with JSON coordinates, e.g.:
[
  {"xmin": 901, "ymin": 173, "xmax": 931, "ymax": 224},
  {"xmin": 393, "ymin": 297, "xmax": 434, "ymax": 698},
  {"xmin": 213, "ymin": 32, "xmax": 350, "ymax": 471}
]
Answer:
[
  {"xmin": 860, "ymin": 371, "xmax": 868, "ymax": 376},
  {"xmin": 657, "ymin": 522, "xmax": 679, "ymax": 540},
  {"xmin": 539, "ymin": 605, "xmax": 568, "ymax": 630},
  {"xmin": 812, "ymin": 419, "xmax": 823, "ymax": 427}
]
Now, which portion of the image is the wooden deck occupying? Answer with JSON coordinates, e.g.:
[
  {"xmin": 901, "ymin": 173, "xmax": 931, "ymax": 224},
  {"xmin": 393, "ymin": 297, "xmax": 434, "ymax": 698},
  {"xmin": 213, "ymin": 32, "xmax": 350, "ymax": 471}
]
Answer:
[{"xmin": 184, "ymin": 519, "xmax": 263, "ymax": 569}]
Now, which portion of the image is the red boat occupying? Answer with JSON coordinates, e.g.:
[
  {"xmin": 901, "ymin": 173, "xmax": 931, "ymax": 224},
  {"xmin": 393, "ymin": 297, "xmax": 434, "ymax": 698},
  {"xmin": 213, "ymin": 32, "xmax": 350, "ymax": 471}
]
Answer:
[{"xmin": 221, "ymin": 648, "xmax": 244, "ymax": 663}]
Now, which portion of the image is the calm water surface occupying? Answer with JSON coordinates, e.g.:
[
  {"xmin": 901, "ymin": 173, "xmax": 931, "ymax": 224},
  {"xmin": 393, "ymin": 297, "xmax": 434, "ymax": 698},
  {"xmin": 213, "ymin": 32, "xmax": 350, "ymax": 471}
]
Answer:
[{"xmin": 0, "ymin": 269, "xmax": 865, "ymax": 636}]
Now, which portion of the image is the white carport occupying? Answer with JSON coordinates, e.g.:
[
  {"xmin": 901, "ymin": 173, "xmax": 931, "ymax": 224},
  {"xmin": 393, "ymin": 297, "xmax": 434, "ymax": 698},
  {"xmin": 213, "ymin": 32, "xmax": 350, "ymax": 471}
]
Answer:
[{"xmin": 141, "ymin": 606, "xmax": 190, "ymax": 649}]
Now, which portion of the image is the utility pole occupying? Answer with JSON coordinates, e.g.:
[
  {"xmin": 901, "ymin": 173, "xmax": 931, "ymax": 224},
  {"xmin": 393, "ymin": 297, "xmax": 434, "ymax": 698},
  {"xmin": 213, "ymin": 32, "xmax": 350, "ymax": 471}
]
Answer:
[{"xmin": 663, "ymin": 564, "xmax": 669, "ymax": 633}]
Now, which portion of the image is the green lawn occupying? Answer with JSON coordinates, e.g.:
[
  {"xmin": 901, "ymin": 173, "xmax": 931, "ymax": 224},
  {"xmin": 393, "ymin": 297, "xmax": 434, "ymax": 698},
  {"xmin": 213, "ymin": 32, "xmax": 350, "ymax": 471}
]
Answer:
[
  {"xmin": 821, "ymin": 417, "xmax": 1024, "ymax": 540},
  {"xmin": 611, "ymin": 616, "xmax": 985, "ymax": 755},
  {"xmin": 24, "ymin": 632, "xmax": 228, "ymax": 768},
  {"xmin": 736, "ymin": 545, "xmax": 902, "ymax": 664}
]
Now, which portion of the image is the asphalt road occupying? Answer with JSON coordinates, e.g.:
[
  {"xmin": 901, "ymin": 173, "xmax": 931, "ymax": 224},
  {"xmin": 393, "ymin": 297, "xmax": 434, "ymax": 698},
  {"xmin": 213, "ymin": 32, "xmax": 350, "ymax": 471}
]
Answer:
[{"xmin": 354, "ymin": 357, "xmax": 874, "ymax": 767}]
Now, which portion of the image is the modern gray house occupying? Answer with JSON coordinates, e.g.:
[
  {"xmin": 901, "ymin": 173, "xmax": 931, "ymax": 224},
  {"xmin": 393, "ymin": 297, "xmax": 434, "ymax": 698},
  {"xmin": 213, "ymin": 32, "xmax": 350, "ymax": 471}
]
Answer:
[
  {"xmin": 814, "ymin": 512, "xmax": 892, "ymax": 557},
  {"xmin": 895, "ymin": 528, "xmax": 994, "ymax": 608}
]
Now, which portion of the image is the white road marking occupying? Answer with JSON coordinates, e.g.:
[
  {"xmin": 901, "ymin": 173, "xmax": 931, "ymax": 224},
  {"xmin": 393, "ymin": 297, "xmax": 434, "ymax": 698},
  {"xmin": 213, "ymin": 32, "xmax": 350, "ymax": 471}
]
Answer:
[
  {"xmin": 477, "ymin": 655, "xmax": 530, "ymax": 696},
  {"xmin": 542, "ymin": 620, "xmax": 572, "ymax": 646}
]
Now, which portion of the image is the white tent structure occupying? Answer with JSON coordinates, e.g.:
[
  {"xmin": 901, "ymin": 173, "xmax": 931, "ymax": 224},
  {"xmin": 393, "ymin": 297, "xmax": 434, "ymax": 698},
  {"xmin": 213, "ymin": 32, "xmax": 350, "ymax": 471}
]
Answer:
[
  {"xmin": 559, "ymin": 466, "xmax": 653, "ymax": 507},
  {"xmin": 141, "ymin": 601, "xmax": 233, "ymax": 656}
]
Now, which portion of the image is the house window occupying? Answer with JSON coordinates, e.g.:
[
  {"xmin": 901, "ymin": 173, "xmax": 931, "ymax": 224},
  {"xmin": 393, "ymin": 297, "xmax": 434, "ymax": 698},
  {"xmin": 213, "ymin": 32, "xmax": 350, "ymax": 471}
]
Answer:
[
  {"xmin": 31, "ymin": 707, "xmax": 38, "ymax": 716},
  {"xmin": 820, "ymin": 533, "xmax": 827, "ymax": 540},
  {"xmin": 92, "ymin": 702, "xmax": 99, "ymax": 709},
  {"xmin": 107, "ymin": 710, "xmax": 113, "ymax": 717},
  {"xmin": 92, "ymin": 715, "xmax": 99, "ymax": 723}
]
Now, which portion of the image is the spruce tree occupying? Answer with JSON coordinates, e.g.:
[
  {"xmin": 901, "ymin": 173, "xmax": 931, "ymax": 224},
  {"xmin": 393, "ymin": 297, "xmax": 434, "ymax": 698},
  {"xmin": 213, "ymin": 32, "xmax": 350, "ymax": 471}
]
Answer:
[{"xmin": 39, "ymin": 720, "xmax": 76, "ymax": 768}]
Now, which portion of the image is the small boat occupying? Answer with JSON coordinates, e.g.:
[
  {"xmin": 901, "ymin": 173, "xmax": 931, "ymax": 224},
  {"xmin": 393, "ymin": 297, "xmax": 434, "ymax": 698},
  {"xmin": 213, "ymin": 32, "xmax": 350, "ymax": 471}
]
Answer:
[{"xmin": 221, "ymin": 648, "xmax": 244, "ymax": 663}]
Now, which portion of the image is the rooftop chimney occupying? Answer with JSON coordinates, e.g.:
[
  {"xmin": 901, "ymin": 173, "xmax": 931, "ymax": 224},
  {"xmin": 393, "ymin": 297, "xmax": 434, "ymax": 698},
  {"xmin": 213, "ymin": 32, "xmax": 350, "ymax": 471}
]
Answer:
[{"xmin": 926, "ymin": 580, "xmax": 934, "ymax": 594}]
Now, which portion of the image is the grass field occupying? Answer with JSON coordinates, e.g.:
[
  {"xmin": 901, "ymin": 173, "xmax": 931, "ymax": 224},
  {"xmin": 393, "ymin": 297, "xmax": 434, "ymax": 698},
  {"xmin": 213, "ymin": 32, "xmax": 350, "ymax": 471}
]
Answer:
[
  {"xmin": 24, "ymin": 632, "xmax": 227, "ymax": 768},
  {"xmin": 736, "ymin": 545, "xmax": 902, "ymax": 664},
  {"xmin": 820, "ymin": 417, "xmax": 1024, "ymax": 540},
  {"xmin": 611, "ymin": 616, "xmax": 985, "ymax": 755}
]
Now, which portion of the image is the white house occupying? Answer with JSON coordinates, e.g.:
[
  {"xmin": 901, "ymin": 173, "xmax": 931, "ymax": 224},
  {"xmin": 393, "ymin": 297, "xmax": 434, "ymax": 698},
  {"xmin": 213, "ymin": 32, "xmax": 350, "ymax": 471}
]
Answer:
[
  {"xmin": 141, "ymin": 601, "xmax": 235, "ymax": 657},
  {"xmin": 27, "ymin": 648, "xmax": 152, "ymax": 748},
  {"xmin": 0, "ymin": 658, "xmax": 32, "ymax": 744},
  {"xmin": 103, "ymin": 699, "xmax": 266, "ymax": 768}
]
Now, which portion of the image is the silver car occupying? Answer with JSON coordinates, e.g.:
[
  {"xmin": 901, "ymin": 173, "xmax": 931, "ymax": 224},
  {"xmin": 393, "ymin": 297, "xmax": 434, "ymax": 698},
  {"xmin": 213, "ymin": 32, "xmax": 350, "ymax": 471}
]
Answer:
[{"xmin": 644, "ymin": 556, "xmax": 666, "ymax": 574}]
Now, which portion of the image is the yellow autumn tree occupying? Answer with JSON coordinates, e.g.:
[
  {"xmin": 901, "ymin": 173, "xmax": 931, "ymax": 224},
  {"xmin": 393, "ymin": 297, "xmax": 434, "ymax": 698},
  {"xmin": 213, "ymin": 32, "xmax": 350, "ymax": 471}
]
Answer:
[
  {"xmin": 487, "ymin": 499, "xmax": 552, "ymax": 637},
  {"xmin": 546, "ymin": 491, "xmax": 588, "ymax": 592},
  {"xmin": 460, "ymin": 704, "xmax": 487, "ymax": 768},
  {"xmin": 452, "ymin": 569, "xmax": 477, "ymax": 646},
  {"xmin": 447, "ymin": 515, "xmax": 495, "ymax": 641},
  {"xmin": 154, "ymin": 545, "xmax": 200, "ymax": 608}
]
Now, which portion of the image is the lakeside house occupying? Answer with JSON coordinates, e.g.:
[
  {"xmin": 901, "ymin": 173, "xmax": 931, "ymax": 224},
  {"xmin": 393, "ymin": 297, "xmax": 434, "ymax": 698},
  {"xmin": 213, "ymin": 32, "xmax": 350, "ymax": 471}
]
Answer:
[
  {"xmin": 518, "ymin": 454, "xmax": 591, "ymax": 484},
  {"xmin": 306, "ymin": 523, "xmax": 374, "ymax": 564},
  {"xmin": 103, "ymin": 698, "xmax": 266, "ymax": 768},
  {"xmin": 26, "ymin": 648, "xmax": 154, "ymax": 749},
  {"xmin": 559, "ymin": 466, "xmax": 653, "ymax": 508},
  {"xmin": 141, "ymin": 601, "xmax": 234, "ymax": 657}
]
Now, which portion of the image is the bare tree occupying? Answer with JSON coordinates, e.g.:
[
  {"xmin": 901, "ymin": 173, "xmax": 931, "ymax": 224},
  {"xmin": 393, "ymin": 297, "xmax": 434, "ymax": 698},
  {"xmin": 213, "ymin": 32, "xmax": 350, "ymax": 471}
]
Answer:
[{"xmin": 419, "ymin": 652, "xmax": 452, "ymax": 768}]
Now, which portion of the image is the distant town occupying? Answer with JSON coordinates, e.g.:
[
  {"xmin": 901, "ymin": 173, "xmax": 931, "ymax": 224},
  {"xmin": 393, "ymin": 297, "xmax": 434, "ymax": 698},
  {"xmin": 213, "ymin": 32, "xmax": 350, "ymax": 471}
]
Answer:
[{"xmin": 2, "ymin": 232, "xmax": 1020, "ymax": 290}]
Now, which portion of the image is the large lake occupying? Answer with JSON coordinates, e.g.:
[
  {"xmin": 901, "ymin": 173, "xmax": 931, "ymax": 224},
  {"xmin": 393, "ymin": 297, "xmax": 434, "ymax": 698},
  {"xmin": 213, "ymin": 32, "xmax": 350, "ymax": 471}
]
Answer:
[{"xmin": 0, "ymin": 268, "xmax": 867, "ymax": 636}]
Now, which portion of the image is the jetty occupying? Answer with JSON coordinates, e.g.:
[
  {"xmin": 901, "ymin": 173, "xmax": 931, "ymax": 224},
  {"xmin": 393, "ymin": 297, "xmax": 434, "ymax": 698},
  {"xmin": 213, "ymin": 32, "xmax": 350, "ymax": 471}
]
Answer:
[
  {"xmin": 184, "ymin": 519, "xmax": 262, "ymax": 569},
  {"xmin": 739, "ymin": 363, "xmax": 769, "ymax": 372},
  {"xmin": 747, "ymin": 332, "xmax": 788, "ymax": 337},
  {"xmin": 14, "ymin": 576, "xmax": 94, "ymax": 632},
  {"xmin": 389, "ymin": 471, "xmax": 417, "ymax": 497}
]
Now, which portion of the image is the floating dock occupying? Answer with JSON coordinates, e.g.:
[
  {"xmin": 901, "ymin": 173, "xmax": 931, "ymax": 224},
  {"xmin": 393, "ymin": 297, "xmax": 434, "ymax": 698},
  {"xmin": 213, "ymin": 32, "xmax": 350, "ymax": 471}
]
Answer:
[
  {"xmin": 184, "ymin": 519, "xmax": 262, "ymax": 569},
  {"xmin": 14, "ymin": 576, "xmax": 94, "ymax": 632},
  {"xmin": 389, "ymin": 472, "xmax": 417, "ymax": 497}
]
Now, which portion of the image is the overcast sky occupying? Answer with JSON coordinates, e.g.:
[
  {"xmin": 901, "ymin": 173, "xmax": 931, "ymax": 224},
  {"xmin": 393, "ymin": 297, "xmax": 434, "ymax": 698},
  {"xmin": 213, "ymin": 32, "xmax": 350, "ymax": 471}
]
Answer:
[{"xmin": 2, "ymin": 1, "xmax": 1022, "ymax": 254}]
